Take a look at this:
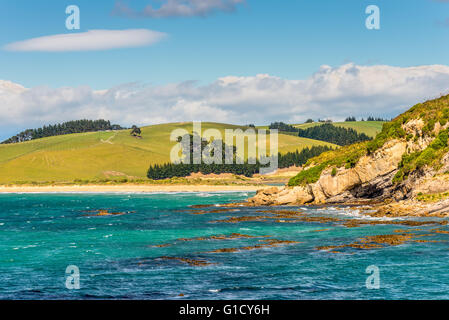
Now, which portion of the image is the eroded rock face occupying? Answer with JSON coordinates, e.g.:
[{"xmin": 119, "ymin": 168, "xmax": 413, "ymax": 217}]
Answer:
[
  {"xmin": 413, "ymin": 174, "xmax": 449, "ymax": 196},
  {"xmin": 247, "ymin": 185, "xmax": 314, "ymax": 206},
  {"xmin": 438, "ymin": 152, "xmax": 449, "ymax": 175},
  {"xmin": 248, "ymin": 187, "xmax": 279, "ymax": 206},
  {"xmin": 318, "ymin": 167, "xmax": 361, "ymax": 198},
  {"xmin": 248, "ymin": 139, "xmax": 409, "ymax": 205},
  {"xmin": 403, "ymin": 119, "xmax": 424, "ymax": 137},
  {"xmin": 355, "ymin": 140, "xmax": 407, "ymax": 183}
]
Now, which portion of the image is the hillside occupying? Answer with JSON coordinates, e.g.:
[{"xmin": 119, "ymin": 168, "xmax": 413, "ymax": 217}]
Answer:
[
  {"xmin": 0, "ymin": 122, "xmax": 336, "ymax": 184},
  {"xmin": 248, "ymin": 95, "xmax": 449, "ymax": 216},
  {"xmin": 294, "ymin": 121, "xmax": 385, "ymax": 137}
]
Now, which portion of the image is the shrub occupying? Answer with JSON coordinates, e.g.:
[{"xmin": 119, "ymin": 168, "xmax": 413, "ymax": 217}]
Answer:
[
  {"xmin": 288, "ymin": 163, "xmax": 326, "ymax": 186},
  {"xmin": 331, "ymin": 168, "xmax": 337, "ymax": 177}
]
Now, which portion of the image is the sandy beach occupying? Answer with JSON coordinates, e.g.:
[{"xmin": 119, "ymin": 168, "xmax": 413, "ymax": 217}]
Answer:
[{"xmin": 0, "ymin": 184, "xmax": 262, "ymax": 194}]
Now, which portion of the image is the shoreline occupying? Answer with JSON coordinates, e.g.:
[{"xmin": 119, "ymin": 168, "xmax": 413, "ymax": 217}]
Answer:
[{"xmin": 0, "ymin": 184, "xmax": 262, "ymax": 194}]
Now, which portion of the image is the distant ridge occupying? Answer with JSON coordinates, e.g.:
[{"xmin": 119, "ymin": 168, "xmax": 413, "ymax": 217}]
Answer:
[{"xmin": 1, "ymin": 119, "xmax": 124, "ymax": 144}]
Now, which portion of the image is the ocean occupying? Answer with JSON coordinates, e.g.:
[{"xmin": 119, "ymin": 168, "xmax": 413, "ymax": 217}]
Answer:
[{"xmin": 0, "ymin": 192, "xmax": 448, "ymax": 300}]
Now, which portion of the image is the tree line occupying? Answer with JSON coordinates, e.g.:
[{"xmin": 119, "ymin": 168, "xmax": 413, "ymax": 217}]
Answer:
[
  {"xmin": 147, "ymin": 135, "xmax": 333, "ymax": 180},
  {"xmin": 345, "ymin": 116, "xmax": 389, "ymax": 122},
  {"xmin": 1, "ymin": 119, "xmax": 124, "ymax": 144},
  {"xmin": 297, "ymin": 123, "xmax": 371, "ymax": 146},
  {"xmin": 268, "ymin": 121, "xmax": 372, "ymax": 146}
]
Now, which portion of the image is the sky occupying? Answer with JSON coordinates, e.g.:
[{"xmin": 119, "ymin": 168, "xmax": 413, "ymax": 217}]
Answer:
[{"xmin": 1, "ymin": 0, "xmax": 449, "ymax": 140}]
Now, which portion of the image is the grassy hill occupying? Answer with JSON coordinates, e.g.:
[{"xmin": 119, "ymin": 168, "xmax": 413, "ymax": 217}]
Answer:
[
  {"xmin": 293, "ymin": 121, "xmax": 385, "ymax": 137},
  {"xmin": 0, "ymin": 122, "xmax": 336, "ymax": 184}
]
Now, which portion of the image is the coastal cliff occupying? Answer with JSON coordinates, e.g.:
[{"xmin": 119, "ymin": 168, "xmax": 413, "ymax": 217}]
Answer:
[{"xmin": 248, "ymin": 95, "xmax": 449, "ymax": 215}]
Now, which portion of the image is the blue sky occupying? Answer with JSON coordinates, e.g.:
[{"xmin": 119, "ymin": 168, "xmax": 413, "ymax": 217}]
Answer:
[
  {"xmin": 1, "ymin": 0, "xmax": 449, "ymax": 89},
  {"xmin": 1, "ymin": 0, "xmax": 449, "ymax": 141}
]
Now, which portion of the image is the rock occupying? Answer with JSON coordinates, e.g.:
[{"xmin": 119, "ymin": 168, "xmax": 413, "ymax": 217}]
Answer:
[
  {"xmin": 354, "ymin": 139, "xmax": 407, "ymax": 184},
  {"xmin": 259, "ymin": 187, "xmax": 280, "ymax": 196},
  {"xmin": 310, "ymin": 183, "xmax": 326, "ymax": 204},
  {"xmin": 318, "ymin": 167, "xmax": 361, "ymax": 197},
  {"xmin": 276, "ymin": 186, "xmax": 314, "ymax": 205},
  {"xmin": 403, "ymin": 118, "xmax": 424, "ymax": 136},
  {"xmin": 325, "ymin": 191, "xmax": 355, "ymax": 203}
]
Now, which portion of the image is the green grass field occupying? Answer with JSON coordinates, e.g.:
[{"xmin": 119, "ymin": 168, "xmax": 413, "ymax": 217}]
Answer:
[
  {"xmin": 0, "ymin": 122, "xmax": 336, "ymax": 183},
  {"xmin": 293, "ymin": 121, "xmax": 385, "ymax": 137}
]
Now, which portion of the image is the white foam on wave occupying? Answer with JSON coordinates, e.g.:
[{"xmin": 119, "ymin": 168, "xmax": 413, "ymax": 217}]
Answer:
[
  {"xmin": 197, "ymin": 193, "xmax": 214, "ymax": 198},
  {"xmin": 329, "ymin": 207, "xmax": 406, "ymax": 221},
  {"xmin": 12, "ymin": 244, "xmax": 38, "ymax": 250}
]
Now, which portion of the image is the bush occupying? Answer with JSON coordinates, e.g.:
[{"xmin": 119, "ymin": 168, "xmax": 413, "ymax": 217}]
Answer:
[
  {"xmin": 288, "ymin": 163, "xmax": 326, "ymax": 186},
  {"xmin": 331, "ymin": 168, "xmax": 337, "ymax": 177},
  {"xmin": 367, "ymin": 121, "xmax": 407, "ymax": 154}
]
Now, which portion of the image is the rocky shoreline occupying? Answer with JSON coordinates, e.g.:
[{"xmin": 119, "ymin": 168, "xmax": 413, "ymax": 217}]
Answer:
[
  {"xmin": 239, "ymin": 121, "xmax": 449, "ymax": 217},
  {"xmin": 232, "ymin": 186, "xmax": 449, "ymax": 218}
]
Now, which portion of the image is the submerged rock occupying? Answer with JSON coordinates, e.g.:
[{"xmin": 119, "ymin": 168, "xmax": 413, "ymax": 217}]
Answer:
[
  {"xmin": 156, "ymin": 256, "xmax": 214, "ymax": 267},
  {"xmin": 316, "ymin": 232, "xmax": 436, "ymax": 253},
  {"xmin": 82, "ymin": 209, "xmax": 130, "ymax": 216},
  {"xmin": 206, "ymin": 239, "xmax": 300, "ymax": 253}
]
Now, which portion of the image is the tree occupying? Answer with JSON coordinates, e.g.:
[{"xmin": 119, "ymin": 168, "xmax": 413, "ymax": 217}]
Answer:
[
  {"xmin": 130, "ymin": 125, "xmax": 142, "ymax": 137},
  {"xmin": 269, "ymin": 122, "xmax": 298, "ymax": 132}
]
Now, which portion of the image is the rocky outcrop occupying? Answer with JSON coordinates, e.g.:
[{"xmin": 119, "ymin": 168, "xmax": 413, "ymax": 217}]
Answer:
[
  {"xmin": 248, "ymin": 186, "xmax": 313, "ymax": 206},
  {"xmin": 248, "ymin": 138, "xmax": 449, "ymax": 206},
  {"xmin": 246, "ymin": 96, "xmax": 449, "ymax": 216}
]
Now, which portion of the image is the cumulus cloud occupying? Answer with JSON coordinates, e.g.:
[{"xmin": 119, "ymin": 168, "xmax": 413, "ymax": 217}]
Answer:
[
  {"xmin": 1, "ymin": 63, "xmax": 449, "ymax": 137},
  {"xmin": 113, "ymin": 0, "xmax": 245, "ymax": 18},
  {"xmin": 3, "ymin": 29, "xmax": 167, "ymax": 52}
]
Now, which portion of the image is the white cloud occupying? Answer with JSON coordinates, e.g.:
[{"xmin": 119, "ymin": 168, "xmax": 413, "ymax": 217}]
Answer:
[
  {"xmin": 3, "ymin": 29, "xmax": 167, "ymax": 52},
  {"xmin": 113, "ymin": 0, "xmax": 245, "ymax": 18},
  {"xmin": 1, "ymin": 63, "xmax": 449, "ymax": 137}
]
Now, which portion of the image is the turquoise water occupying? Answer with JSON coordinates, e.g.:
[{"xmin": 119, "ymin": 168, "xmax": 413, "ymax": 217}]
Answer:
[{"xmin": 0, "ymin": 192, "xmax": 449, "ymax": 300}]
